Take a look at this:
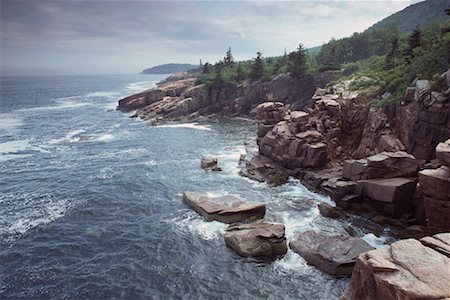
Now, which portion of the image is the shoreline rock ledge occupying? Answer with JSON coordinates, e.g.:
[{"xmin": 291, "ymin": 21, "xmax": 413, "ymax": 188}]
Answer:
[
  {"xmin": 341, "ymin": 233, "xmax": 450, "ymax": 300},
  {"xmin": 183, "ymin": 192, "xmax": 265, "ymax": 224},
  {"xmin": 224, "ymin": 222, "xmax": 288, "ymax": 257}
]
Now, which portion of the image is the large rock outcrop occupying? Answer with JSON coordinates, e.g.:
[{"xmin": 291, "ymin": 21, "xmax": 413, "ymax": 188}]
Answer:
[
  {"xmin": 182, "ymin": 192, "xmax": 265, "ymax": 224},
  {"xmin": 394, "ymin": 75, "xmax": 450, "ymax": 161},
  {"xmin": 290, "ymin": 231, "xmax": 374, "ymax": 276},
  {"xmin": 341, "ymin": 233, "xmax": 450, "ymax": 300},
  {"xmin": 224, "ymin": 222, "xmax": 288, "ymax": 257},
  {"xmin": 418, "ymin": 139, "xmax": 450, "ymax": 232}
]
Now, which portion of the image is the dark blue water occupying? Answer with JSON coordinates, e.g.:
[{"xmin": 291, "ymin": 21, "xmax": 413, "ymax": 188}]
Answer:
[{"xmin": 0, "ymin": 74, "xmax": 384, "ymax": 299}]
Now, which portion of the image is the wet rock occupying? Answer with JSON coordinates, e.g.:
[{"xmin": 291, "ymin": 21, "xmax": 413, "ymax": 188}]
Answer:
[
  {"xmin": 182, "ymin": 192, "xmax": 265, "ymax": 224},
  {"xmin": 436, "ymin": 139, "xmax": 450, "ymax": 167},
  {"xmin": 200, "ymin": 156, "xmax": 222, "ymax": 172},
  {"xmin": 290, "ymin": 231, "xmax": 374, "ymax": 276},
  {"xmin": 224, "ymin": 222, "xmax": 287, "ymax": 257},
  {"xmin": 343, "ymin": 151, "xmax": 419, "ymax": 181},
  {"xmin": 341, "ymin": 236, "xmax": 450, "ymax": 300},
  {"xmin": 267, "ymin": 173, "xmax": 289, "ymax": 187},
  {"xmin": 318, "ymin": 202, "xmax": 346, "ymax": 219}
]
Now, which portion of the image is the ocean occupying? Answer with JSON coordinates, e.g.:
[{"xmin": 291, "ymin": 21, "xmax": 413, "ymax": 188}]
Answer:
[{"xmin": 0, "ymin": 74, "xmax": 385, "ymax": 299}]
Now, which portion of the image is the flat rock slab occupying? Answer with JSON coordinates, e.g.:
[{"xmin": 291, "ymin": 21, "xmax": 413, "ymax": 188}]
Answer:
[
  {"xmin": 341, "ymin": 234, "xmax": 450, "ymax": 300},
  {"xmin": 343, "ymin": 151, "xmax": 419, "ymax": 181},
  {"xmin": 224, "ymin": 222, "xmax": 287, "ymax": 257},
  {"xmin": 183, "ymin": 192, "xmax": 265, "ymax": 224},
  {"xmin": 419, "ymin": 166, "xmax": 450, "ymax": 201},
  {"xmin": 290, "ymin": 231, "xmax": 374, "ymax": 276}
]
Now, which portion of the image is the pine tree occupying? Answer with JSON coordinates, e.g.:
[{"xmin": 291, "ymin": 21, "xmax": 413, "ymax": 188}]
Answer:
[
  {"xmin": 384, "ymin": 37, "xmax": 399, "ymax": 70},
  {"xmin": 202, "ymin": 62, "xmax": 210, "ymax": 74},
  {"xmin": 405, "ymin": 27, "xmax": 421, "ymax": 59},
  {"xmin": 250, "ymin": 52, "xmax": 265, "ymax": 81},
  {"xmin": 224, "ymin": 47, "xmax": 234, "ymax": 67},
  {"xmin": 236, "ymin": 64, "xmax": 245, "ymax": 81},
  {"xmin": 288, "ymin": 44, "xmax": 307, "ymax": 78}
]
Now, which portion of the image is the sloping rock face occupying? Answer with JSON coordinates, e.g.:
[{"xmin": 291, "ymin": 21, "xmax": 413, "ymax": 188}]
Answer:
[
  {"xmin": 289, "ymin": 231, "xmax": 374, "ymax": 276},
  {"xmin": 182, "ymin": 192, "xmax": 265, "ymax": 224},
  {"xmin": 117, "ymin": 77, "xmax": 196, "ymax": 112},
  {"xmin": 341, "ymin": 234, "xmax": 450, "ymax": 300},
  {"xmin": 394, "ymin": 75, "xmax": 450, "ymax": 161},
  {"xmin": 353, "ymin": 108, "xmax": 405, "ymax": 158},
  {"xmin": 224, "ymin": 222, "xmax": 288, "ymax": 257}
]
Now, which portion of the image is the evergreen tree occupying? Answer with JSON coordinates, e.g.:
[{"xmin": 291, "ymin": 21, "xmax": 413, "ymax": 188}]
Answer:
[
  {"xmin": 202, "ymin": 62, "xmax": 210, "ymax": 74},
  {"xmin": 224, "ymin": 47, "xmax": 234, "ymax": 67},
  {"xmin": 405, "ymin": 27, "xmax": 422, "ymax": 59},
  {"xmin": 236, "ymin": 64, "xmax": 246, "ymax": 81},
  {"xmin": 250, "ymin": 52, "xmax": 265, "ymax": 81},
  {"xmin": 384, "ymin": 37, "xmax": 400, "ymax": 70},
  {"xmin": 288, "ymin": 44, "xmax": 307, "ymax": 78}
]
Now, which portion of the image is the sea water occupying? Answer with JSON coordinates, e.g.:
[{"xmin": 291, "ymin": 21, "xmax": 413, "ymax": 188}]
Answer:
[{"xmin": 0, "ymin": 74, "xmax": 383, "ymax": 299}]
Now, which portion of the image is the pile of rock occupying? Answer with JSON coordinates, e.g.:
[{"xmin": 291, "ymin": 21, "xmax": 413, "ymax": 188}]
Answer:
[
  {"xmin": 418, "ymin": 139, "xmax": 450, "ymax": 232},
  {"xmin": 256, "ymin": 102, "xmax": 329, "ymax": 170},
  {"xmin": 341, "ymin": 233, "xmax": 450, "ymax": 300},
  {"xmin": 182, "ymin": 192, "xmax": 287, "ymax": 257}
]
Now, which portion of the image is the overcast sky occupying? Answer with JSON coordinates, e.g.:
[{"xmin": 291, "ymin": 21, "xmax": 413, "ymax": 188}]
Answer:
[{"xmin": 1, "ymin": 0, "xmax": 422, "ymax": 75}]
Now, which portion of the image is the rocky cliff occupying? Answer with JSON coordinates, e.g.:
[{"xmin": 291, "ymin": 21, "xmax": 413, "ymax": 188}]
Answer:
[
  {"xmin": 117, "ymin": 71, "xmax": 340, "ymax": 122},
  {"xmin": 242, "ymin": 68, "xmax": 450, "ymax": 236}
]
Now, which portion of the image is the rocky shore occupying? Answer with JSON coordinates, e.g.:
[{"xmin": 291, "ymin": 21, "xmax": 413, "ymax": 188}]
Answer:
[{"xmin": 117, "ymin": 69, "xmax": 450, "ymax": 298}]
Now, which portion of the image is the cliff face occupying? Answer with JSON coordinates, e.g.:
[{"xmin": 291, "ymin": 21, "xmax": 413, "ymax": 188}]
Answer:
[{"xmin": 116, "ymin": 71, "xmax": 340, "ymax": 121}]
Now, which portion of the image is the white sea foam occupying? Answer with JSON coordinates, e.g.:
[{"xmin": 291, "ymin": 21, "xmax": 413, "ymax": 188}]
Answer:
[
  {"xmin": 280, "ymin": 179, "xmax": 334, "ymax": 205},
  {"xmin": 0, "ymin": 192, "xmax": 72, "ymax": 240},
  {"xmin": 86, "ymin": 91, "xmax": 119, "ymax": 98},
  {"xmin": 363, "ymin": 232, "xmax": 390, "ymax": 248},
  {"xmin": 155, "ymin": 123, "xmax": 212, "ymax": 131},
  {"xmin": 0, "ymin": 113, "xmax": 23, "ymax": 132},
  {"xmin": 95, "ymin": 133, "xmax": 114, "ymax": 142},
  {"xmin": 17, "ymin": 101, "xmax": 91, "ymax": 112},
  {"xmin": 273, "ymin": 250, "xmax": 315, "ymax": 273},
  {"xmin": 0, "ymin": 139, "xmax": 49, "ymax": 157},
  {"xmin": 47, "ymin": 129, "xmax": 86, "ymax": 144},
  {"xmin": 126, "ymin": 81, "xmax": 156, "ymax": 93},
  {"xmin": 144, "ymin": 160, "xmax": 158, "ymax": 167},
  {"xmin": 171, "ymin": 211, "xmax": 228, "ymax": 241}
]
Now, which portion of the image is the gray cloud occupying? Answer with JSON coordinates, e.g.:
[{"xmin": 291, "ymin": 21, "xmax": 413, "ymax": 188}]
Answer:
[{"xmin": 1, "ymin": 0, "xmax": 421, "ymax": 74}]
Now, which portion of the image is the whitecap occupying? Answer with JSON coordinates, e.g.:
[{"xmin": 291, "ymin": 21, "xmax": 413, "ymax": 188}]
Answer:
[
  {"xmin": 126, "ymin": 81, "xmax": 157, "ymax": 93},
  {"xmin": 0, "ymin": 139, "xmax": 49, "ymax": 156},
  {"xmin": 0, "ymin": 113, "xmax": 23, "ymax": 132},
  {"xmin": 0, "ymin": 192, "xmax": 72, "ymax": 241},
  {"xmin": 86, "ymin": 91, "xmax": 119, "ymax": 98},
  {"xmin": 95, "ymin": 133, "xmax": 114, "ymax": 142},
  {"xmin": 144, "ymin": 160, "xmax": 157, "ymax": 167},
  {"xmin": 47, "ymin": 129, "xmax": 86, "ymax": 144},
  {"xmin": 154, "ymin": 123, "xmax": 212, "ymax": 131},
  {"xmin": 16, "ymin": 101, "xmax": 91, "ymax": 112}
]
